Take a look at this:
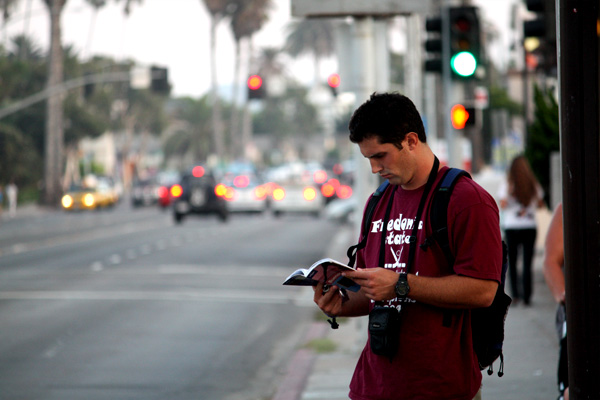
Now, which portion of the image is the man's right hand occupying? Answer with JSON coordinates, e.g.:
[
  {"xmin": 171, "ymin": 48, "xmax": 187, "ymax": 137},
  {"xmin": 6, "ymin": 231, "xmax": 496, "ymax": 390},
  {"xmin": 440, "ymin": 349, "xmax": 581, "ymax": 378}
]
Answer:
[{"xmin": 313, "ymin": 281, "xmax": 344, "ymax": 317}]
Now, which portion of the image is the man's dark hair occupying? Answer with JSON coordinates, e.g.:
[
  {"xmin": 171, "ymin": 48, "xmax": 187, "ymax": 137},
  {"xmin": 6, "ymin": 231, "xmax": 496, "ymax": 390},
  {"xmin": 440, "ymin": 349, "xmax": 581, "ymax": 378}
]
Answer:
[{"xmin": 348, "ymin": 92, "xmax": 427, "ymax": 148}]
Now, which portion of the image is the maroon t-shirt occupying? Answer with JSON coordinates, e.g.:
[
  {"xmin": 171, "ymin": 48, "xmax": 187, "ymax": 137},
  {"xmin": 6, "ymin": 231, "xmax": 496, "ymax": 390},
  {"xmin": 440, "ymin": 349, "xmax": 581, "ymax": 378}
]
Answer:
[{"xmin": 349, "ymin": 167, "xmax": 502, "ymax": 400}]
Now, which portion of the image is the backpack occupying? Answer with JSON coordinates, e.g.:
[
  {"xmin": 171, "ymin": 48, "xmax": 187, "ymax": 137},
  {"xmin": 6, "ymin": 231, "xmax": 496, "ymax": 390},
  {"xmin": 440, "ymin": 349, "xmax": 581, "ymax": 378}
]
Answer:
[{"xmin": 347, "ymin": 168, "xmax": 511, "ymax": 377}]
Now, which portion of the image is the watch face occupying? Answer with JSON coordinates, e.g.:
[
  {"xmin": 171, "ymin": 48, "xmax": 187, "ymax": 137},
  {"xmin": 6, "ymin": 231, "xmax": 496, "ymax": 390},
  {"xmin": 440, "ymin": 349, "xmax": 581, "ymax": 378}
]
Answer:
[{"xmin": 395, "ymin": 274, "xmax": 409, "ymax": 297}]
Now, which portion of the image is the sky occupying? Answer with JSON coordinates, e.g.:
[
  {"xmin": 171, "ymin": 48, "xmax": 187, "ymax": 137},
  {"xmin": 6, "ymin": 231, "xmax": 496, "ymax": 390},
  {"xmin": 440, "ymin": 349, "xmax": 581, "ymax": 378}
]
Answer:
[{"xmin": 1, "ymin": 0, "xmax": 517, "ymax": 99}]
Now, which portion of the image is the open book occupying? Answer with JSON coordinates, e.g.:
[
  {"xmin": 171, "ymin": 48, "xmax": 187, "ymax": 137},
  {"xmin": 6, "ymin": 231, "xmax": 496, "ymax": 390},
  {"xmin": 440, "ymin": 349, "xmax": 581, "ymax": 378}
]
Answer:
[{"xmin": 283, "ymin": 257, "xmax": 360, "ymax": 292}]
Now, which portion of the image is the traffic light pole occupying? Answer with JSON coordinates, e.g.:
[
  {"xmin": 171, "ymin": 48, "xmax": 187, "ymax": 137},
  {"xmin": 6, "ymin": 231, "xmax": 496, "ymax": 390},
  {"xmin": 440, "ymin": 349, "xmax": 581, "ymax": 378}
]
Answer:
[
  {"xmin": 441, "ymin": 4, "xmax": 458, "ymax": 168},
  {"xmin": 0, "ymin": 69, "xmax": 167, "ymax": 121}
]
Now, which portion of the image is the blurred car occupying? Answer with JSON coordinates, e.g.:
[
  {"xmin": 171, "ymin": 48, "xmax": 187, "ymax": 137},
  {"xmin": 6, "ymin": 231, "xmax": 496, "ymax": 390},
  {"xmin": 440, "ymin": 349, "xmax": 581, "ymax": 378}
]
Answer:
[
  {"xmin": 319, "ymin": 178, "xmax": 353, "ymax": 203},
  {"xmin": 97, "ymin": 176, "xmax": 121, "ymax": 205},
  {"xmin": 156, "ymin": 170, "xmax": 181, "ymax": 209},
  {"xmin": 61, "ymin": 184, "xmax": 116, "ymax": 211},
  {"xmin": 270, "ymin": 183, "xmax": 325, "ymax": 217},
  {"xmin": 131, "ymin": 178, "xmax": 159, "ymax": 207},
  {"xmin": 324, "ymin": 197, "xmax": 357, "ymax": 224},
  {"xmin": 220, "ymin": 173, "xmax": 269, "ymax": 214},
  {"xmin": 171, "ymin": 165, "xmax": 229, "ymax": 224}
]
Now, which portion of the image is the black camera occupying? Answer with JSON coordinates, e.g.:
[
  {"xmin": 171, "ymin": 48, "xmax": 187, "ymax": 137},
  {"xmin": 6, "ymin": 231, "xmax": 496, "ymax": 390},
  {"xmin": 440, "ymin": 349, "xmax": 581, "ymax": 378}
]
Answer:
[{"xmin": 368, "ymin": 305, "xmax": 400, "ymax": 360}]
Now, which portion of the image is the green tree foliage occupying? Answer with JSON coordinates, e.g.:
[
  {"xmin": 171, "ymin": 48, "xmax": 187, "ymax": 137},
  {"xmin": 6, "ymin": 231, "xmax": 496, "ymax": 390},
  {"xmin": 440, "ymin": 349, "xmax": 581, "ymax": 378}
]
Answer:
[
  {"xmin": 525, "ymin": 84, "xmax": 559, "ymax": 206},
  {"xmin": 164, "ymin": 96, "xmax": 216, "ymax": 163},
  {"xmin": 0, "ymin": 123, "xmax": 42, "ymax": 187},
  {"xmin": 253, "ymin": 84, "xmax": 321, "ymax": 142},
  {"xmin": 489, "ymin": 85, "xmax": 522, "ymax": 116}
]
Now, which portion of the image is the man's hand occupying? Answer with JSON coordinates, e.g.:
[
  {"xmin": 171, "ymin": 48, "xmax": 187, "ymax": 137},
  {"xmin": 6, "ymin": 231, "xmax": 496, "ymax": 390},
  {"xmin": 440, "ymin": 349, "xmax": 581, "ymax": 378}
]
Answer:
[
  {"xmin": 313, "ymin": 281, "xmax": 345, "ymax": 317},
  {"xmin": 343, "ymin": 268, "xmax": 398, "ymax": 302}
]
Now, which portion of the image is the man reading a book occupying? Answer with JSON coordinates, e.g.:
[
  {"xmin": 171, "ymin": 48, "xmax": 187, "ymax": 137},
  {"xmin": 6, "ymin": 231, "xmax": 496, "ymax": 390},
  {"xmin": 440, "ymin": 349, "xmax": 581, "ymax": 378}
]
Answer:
[{"xmin": 313, "ymin": 92, "xmax": 502, "ymax": 400}]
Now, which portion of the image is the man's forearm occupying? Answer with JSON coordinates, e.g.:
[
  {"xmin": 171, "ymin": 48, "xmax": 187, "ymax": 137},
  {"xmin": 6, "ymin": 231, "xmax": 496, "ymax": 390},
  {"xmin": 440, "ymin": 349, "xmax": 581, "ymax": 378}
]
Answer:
[
  {"xmin": 408, "ymin": 274, "xmax": 498, "ymax": 309},
  {"xmin": 340, "ymin": 290, "xmax": 371, "ymax": 317}
]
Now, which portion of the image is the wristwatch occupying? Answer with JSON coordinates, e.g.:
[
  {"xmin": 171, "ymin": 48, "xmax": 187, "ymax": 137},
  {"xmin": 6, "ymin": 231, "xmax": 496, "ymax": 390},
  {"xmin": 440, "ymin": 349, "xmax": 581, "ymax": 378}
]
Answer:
[{"xmin": 395, "ymin": 273, "xmax": 410, "ymax": 299}]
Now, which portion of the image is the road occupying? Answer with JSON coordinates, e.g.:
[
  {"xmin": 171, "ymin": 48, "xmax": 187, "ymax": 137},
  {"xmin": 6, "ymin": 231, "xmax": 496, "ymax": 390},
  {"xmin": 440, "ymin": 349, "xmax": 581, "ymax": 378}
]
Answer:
[{"xmin": 0, "ymin": 203, "xmax": 341, "ymax": 400}]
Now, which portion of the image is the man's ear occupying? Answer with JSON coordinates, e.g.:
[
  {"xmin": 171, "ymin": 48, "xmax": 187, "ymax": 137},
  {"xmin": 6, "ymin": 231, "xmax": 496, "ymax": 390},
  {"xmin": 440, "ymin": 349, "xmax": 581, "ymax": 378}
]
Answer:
[{"xmin": 405, "ymin": 132, "xmax": 419, "ymax": 150}]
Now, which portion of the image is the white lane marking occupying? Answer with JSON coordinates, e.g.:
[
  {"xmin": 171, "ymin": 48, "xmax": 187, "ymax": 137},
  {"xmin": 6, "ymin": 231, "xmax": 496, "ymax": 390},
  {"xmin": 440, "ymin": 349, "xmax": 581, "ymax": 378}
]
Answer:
[
  {"xmin": 126, "ymin": 249, "xmax": 137, "ymax": 259},
  {"xmin": 108, "ymin": 254, "xmax": 122, "ymax": 265},
  {"xmin": 90, "ymin": 261, "xmax": 104, "ymax": 272},
  {"xmin": 0, "ymin": 289, "xmax": 298, "ymax": 304}
]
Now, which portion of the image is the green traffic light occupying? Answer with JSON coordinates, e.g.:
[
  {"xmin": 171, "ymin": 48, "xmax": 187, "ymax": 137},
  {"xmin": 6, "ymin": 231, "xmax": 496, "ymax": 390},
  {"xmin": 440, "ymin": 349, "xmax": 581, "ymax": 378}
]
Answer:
[{"xmin": 451, "ymin": 51, "xmax": 477, "ymax": 77}]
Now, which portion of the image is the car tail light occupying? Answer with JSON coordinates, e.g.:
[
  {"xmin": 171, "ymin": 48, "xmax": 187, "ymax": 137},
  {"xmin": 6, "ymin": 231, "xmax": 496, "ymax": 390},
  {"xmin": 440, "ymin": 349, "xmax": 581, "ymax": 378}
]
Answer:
[
  {"xmin": 224, "ymin": 186, "xmax": 235, "ymax": 201},
  {"xmin": 313, "ymin": 170, "xmax": 328, "ymax": 184},
  {"xmin": 333, "ymin": 163, "xmax": 344, "ymax": 175},
  {"xmin": 272, "ymin": 187, "xmax": 285, "ymax": 201},
  {"xmin": 215, "ymin": 183, "xmax": 227, "ymax": 197},
  {"xmin": 263, "ymin": 182, "xmax": 277, "ymax": 196},
  {"xmin": 336, "ymin": 185, "xmax": 353, "ymax": 199},
  {"xmin": 170, "ymin": 184, "xmax": 183, "ymax": 198},
  {"xmin": 303, "ymin": 187, "xmax": 317, "ymax": 201},
  {"xmin": 192, "ymin": 166, "xmax": 205, "ymax": 177},
  {"xmin": 254, "ymin": 185, "xmax": 267, "ymax": 200},
  {"xmin": 321, "ymin": 183, "xmax": 336, "ymax": 198},
  {"xmin": 158, "ymin": 186, "xmax": 169, "ymax": 198},
  {"xmin": 233, "ymin": 175, "xmax": 250, "ymax": 188}
]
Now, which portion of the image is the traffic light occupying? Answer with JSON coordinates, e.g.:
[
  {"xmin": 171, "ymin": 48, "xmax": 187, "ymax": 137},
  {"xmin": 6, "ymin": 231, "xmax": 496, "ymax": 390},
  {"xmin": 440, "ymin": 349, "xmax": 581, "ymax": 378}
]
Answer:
[
  {"xmin": 450, "ymin": 104, "xmax": 475, "ymax": 129},
  {"xmin": 150, "ymin": 66, "xmax": 170, "ymax": 94},
  {"xmin": 327, "ymin": 73, "xmax": 340, "ymax": 96},
  {"xmin": 448, "ymin": 7, "xmax": 480, "ymax": 78},
  {"xmin": 523, "ymin": 0, "xmax": 556, "ymax": 41},
  {"xmin": 523, "ymin": 0, "xmax": 556, "ymax": 72},
  {"xmin": 83, "ymin": 73, "xmax": 95, "ymax": 99},
  {"xmin": 424, "ymin": 15, "xmax": 443, "ymax": 73},
  {"xmin": 247, "ymin": 74, "xmax": 266, "ymax": 100}
]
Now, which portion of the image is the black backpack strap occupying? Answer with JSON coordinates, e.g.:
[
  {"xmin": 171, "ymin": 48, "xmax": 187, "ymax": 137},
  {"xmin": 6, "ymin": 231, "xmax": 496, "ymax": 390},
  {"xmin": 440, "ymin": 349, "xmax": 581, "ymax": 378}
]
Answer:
[
  {"xmin": 421, "ymin": 168, "xmax": 471, "ymax": 265},
  {"xmin": 420, "ymin": 167, "xmax": 470, "ymax": 327},
  {"xmin": 347, "ymin": 180, "xmax": 389, "ymax": 268}
]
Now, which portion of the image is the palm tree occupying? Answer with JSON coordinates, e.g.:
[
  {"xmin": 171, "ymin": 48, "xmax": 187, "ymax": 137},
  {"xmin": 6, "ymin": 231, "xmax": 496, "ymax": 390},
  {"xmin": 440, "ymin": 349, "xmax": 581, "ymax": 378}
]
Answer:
[
  {"xmin": 202, "ymin": 0, "xmax": 232, "ymax": 165},
  {"xmin": 84, "ymin": 0, "xmax": 107, "ymax": 58},
  {"xmin": 229, "ymin": 0, "xmax": 271, "ymax": 160},
  {"xmin": 39, "ymin": 0, "xmax": 143, "ymax": 206},
  {"xmin": 42, "ymin": 0, "xmax": 67, "ymax": 206},
  {"xmin": 0, "ymin": 0, "xmax": 19, "ymax": 45},
  {"xmin": 284, "ymin": 18, "xmax": 336, "ymax": 86}
]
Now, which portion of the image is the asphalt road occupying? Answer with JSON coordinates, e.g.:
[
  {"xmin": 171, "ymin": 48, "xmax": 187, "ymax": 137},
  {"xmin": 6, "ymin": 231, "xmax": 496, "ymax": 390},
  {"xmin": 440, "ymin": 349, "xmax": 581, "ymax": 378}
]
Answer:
[{"xmin": 0, "ymin": 203, "xmax": 341, "ymax": 400}]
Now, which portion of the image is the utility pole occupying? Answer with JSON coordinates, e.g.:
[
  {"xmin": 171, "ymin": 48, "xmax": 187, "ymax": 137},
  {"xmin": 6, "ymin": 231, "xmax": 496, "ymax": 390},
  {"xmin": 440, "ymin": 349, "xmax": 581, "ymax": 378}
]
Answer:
[{"xmin": 558, "ymin": 0, "xmax": 600, "ymax": 398}]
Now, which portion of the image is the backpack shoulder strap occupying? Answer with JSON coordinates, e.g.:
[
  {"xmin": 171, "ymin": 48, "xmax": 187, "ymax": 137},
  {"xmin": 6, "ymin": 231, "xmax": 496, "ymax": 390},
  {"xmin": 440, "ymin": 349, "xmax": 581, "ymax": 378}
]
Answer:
[
  {"xmin": 346, "ymin": 180, "xmax": 389, "ymax": 267},
  {"xmin": 422, "ymin": 168, "xmax": 471, "ymax": 266}
]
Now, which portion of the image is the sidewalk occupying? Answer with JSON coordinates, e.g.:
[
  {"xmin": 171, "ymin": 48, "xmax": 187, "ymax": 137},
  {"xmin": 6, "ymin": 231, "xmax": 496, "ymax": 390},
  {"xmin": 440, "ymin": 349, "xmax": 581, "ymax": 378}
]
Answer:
[{"xmin": 281, "ymin": 208, "xmax": 560, "ymax": 400}]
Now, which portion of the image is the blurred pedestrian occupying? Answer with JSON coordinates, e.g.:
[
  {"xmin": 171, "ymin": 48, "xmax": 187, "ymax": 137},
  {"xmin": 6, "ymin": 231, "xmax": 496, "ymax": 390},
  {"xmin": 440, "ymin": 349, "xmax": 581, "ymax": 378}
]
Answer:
[
  {"xmin": 543, "ymin": 203, "xmax": 569, "ymax": 400},
  {"xmin": 498, "ymin": 155, "xmax": 544, "ymax": 305},
  {"xmin": 0, "ymin": 184, "xmax": 4, "ymax": 218},
  {"xmin": 6, "ymin": 181, "xmax": 17, "ymax": 218}
]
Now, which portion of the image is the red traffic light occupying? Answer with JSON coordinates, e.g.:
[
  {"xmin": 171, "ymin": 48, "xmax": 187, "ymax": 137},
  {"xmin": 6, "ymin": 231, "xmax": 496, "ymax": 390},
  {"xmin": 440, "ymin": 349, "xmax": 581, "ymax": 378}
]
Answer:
[
  {"xmin": 247, "ymin": 75, "xmax": 263, "ymax": 90},
  {"xmin": 327, "ymin": 73, "xmax": 341, "ymax": 88},
  {"xmin": 451, "ymin": 104, "xmax": 470, "ymax": 129}
]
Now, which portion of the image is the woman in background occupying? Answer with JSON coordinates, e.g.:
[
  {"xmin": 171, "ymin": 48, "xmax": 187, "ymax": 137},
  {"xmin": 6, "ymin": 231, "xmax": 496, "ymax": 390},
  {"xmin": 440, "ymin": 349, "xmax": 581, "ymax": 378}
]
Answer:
[{"xmin": 498, "ymin": 155, "xmax": 545, "ymax": 306}]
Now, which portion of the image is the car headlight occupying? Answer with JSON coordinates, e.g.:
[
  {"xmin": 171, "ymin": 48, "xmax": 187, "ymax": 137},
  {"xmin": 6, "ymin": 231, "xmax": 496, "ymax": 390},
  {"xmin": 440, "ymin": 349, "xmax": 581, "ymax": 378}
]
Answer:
[
  {"xmin": 83, "ymin": 193, "xmax": 95, "ymax": 207},
  {"xmin": 61, "ymin": 195, "xmax": 73, "ymax": 209}
]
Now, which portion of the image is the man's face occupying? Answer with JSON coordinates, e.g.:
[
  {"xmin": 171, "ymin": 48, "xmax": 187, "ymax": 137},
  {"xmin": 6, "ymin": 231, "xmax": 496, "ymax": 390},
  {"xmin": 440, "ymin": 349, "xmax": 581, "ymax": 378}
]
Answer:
[{"xmin": 358, "ymin": 136, "xmax": 417, "ymax": 188}]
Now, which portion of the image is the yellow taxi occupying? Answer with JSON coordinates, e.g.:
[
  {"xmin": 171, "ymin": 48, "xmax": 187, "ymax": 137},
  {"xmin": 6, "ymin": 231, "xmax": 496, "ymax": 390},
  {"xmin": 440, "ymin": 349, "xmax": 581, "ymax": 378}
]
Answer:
[{"xmin": 61, "ymin": 185, "xmax": 116, "ymax": 211}]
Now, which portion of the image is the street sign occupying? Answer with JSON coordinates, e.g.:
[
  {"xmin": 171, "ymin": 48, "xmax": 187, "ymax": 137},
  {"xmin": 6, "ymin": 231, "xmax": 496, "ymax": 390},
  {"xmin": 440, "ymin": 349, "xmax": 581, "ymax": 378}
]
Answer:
[
  {"xmin": 291, "ymin": 0, "xmax": 434, "ymax": 17},
  {"xmin": 474, "ymin": 86, "xmax": 489, "ymax": 109}
]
